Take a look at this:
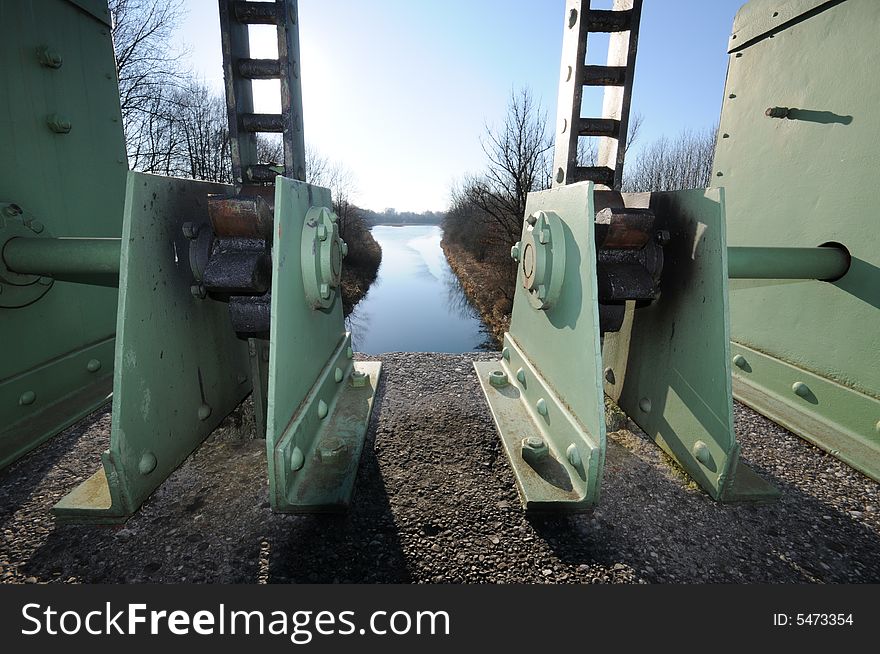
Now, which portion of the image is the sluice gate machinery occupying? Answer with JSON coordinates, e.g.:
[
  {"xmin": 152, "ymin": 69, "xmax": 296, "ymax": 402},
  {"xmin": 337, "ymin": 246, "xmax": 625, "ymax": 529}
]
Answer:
[{"xmin": 0, "ymin": 0, "xmax": 877, "ymax": 522}]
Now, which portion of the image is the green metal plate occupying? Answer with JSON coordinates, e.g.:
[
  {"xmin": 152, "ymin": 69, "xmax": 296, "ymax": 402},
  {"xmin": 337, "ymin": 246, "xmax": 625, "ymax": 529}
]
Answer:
[
  {"xmin": 0, "ymin": 0, "xmax": 126, "ymax": 469},
  {"xmin": 603, "ymin": 188, "xmax": 777, "ymax": 502},
  {"xmin": 475, "ymin": 182, "xmax": 606, "ymax": 511},
  {"xmin": 732, "ymin": 342, "xmax": 880, "ymax": 482},
  {"xmin": 713, "ymin": 0, "xmax": 880, "ymax": 478},
  {"xmin": 53, "ymin": 173, "xmax": 251, "ymax": 523},
  {"xmin": 267, "ymin": 177, "xmax": 381, "ymax": 512}
]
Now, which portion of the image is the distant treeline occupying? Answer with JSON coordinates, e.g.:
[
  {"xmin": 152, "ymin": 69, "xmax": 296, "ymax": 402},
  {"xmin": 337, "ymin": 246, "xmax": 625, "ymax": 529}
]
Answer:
[{"xmin": 361, "ymin": 208, "xmax": 445, "ymax": 227}]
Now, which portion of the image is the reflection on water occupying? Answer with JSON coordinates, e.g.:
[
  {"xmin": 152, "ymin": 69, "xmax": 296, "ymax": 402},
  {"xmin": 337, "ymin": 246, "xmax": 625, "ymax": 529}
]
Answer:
[{"xmin": 346, "ymin": 225, "xmax": 494, "ymax": 353}]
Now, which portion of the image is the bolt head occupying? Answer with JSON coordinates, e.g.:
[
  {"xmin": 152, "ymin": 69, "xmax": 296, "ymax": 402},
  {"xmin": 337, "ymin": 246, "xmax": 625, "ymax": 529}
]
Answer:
[
  {"xmin": 350, "ymin": 369, "xmax": 368, "ymax": 388},
  {"xmin": 190, "ymin": 284, "xmax": 207, "ymax": 299},
  {"xmin": 521, "ymin": 435, "xmax": 549, "ymax": 465},
  {"xmin": 510, "ymin": 242, "xmax": 521, "ymax": 262},
  {"xmin": 489, "ymin": 369, "xmax": 509, "ymax": 388},
  {"xmin": 182, "ymin": 222, "xmax": 197, "ymax": 239}
]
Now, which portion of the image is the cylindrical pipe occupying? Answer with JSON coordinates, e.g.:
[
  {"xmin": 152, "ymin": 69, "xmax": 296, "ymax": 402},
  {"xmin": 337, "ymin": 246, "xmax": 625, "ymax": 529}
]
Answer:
[
  {"xmin": 3, "ymin": 237, "xmax": 121, "ymax": 287},
  {"xmin": 727, "ymin": 246, "xmax": 849, "ymax": 281}
]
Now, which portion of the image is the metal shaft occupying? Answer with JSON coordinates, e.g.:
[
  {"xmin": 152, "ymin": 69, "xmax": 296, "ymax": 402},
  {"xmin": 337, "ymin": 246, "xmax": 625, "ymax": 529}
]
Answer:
[
  {"xmin": 3, "ymin": 237, "xmax": 121, "ymax": 287},
  {"xmin": 727, "ymin": 246, "xmax": 849, "ymax": 281}
]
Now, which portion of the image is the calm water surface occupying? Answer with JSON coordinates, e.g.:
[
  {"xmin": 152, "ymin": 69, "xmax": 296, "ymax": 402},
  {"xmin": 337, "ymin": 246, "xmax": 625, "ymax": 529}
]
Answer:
[{"xmin": 347, "ymin": 225, "xmax": 491, "ymax": 353}]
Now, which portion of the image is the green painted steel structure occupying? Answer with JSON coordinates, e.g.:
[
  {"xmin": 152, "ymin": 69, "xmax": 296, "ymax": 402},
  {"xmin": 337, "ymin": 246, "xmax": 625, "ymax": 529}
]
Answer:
[
  {"xmin": 476, "ymin": 182, "xmax": 606, "ymax": 511},
  {"xmin": 267, "ymin": 177, "xmax": 380, "ymax": 513},
  {"xmin": 54, "ymin": 173, "xmax": 252, "ymax": 523},
  {"xmin": 0, "ymin": 0, "xmax": 126, "ymax": 470},
  {"xmin": 713, "ymin": 0, "xmax": 880, "ymax": 481}
]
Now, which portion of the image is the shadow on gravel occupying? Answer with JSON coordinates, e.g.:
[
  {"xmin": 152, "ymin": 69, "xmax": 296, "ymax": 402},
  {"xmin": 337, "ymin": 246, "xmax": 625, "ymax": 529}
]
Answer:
[
  {"xmin": 266, "ymin": 368, "xmax": 411, "ymax": 583},
  {"xmin": 0, "ymin": 406, "xmax": 108, "ymax": 529},
  {"xmin": 528, "ymin": 438, "xmax": 880, "ymax": 583}
]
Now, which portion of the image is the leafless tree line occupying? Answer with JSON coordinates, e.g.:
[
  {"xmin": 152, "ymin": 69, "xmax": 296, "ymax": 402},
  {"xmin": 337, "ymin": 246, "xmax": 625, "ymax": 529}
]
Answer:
[{"xmin": 110, "ymin": 0, "xmax": 281, "ymax": 183}]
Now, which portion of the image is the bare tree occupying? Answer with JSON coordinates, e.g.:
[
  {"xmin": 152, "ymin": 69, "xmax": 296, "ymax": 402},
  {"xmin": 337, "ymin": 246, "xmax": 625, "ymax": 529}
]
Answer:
[
  {"xmin": 304, "ymin": 148, "xmax": 357, "ymax": 236},
  {"xmin": 109, "ymin": 0, "xmax": 187, "ymax": 170},
  {"xmin": 623, "ymin": 125, "xmax": 717, "ymax": 192},
  {"xmin": 465, "ymin": 87, "xmax": 553, "ymax": 246}
]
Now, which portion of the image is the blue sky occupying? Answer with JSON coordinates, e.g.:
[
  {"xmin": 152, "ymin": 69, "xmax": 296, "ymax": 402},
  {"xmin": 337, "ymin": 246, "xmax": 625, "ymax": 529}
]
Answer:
[{"xmin": 172, "ymin": 0, "xmax": 746, "ymax": 212}]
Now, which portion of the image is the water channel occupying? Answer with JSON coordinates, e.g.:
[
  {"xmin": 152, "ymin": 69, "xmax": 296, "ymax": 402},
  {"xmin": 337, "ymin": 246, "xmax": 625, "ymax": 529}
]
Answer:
[{"xmin": 346, "ymin": 225, "xmax": 492, "ymax": 353}]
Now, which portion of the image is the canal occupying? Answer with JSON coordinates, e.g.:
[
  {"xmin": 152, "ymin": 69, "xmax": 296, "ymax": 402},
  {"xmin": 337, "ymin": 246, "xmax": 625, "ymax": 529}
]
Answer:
[{"xmin": 346, "ymin": 224, "xmax": 491, "ymax": 353}]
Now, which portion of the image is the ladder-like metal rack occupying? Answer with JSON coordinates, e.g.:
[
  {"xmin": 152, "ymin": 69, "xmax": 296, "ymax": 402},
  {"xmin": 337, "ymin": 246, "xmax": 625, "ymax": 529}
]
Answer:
[{"xmin": 552, "ymin": 0, "xmax": 642, "ymax": 191}]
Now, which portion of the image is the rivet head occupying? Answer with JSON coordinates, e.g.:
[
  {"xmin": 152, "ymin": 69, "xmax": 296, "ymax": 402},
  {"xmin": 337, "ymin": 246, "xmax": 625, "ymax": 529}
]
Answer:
[
  {"xmin": 566, "ymin": 443, "xmax": 581, "ymax": 468},
  {"xmin": 732, "ymin": 354, "xmax": 748, "ymax": 369},
  {"xmin": 516, "ymin": 368, "xmax": 526, "ymax": 384},
  {"xmin": 317, "ymin": 399, "xmax": 328, "ymax": 419},
  {"xmin": 792, "ymin": 382, "xmax": 811, "ymax": 398},
  {"xmin": 489, "ymin": 369, "xmax": 509, "ymax": 388},
  {"xmin": 86, "ymin": 359, "xmax": 101, "ymax": 372},
  {"xmin": 639, "ymin": 397, "xmax": 652, "ymax": 413},
  {"xmin": 138, "ymin": 452, "xmax": 157, "ymax": 475},
  {"xmin": 197, "ymin": 404, "xmax": 212, "ymax": 421},
  {"xmin": 501, "ymin": 347, "xmax": 510, "ymax": 360},
  {"xmin": 18, "ymin": 391, "xmax": 36, "ymax": 406},
  {"xmin": 47, "ymin": 114, "xmax": 71, "ymax": 134},
  {"xmin": 875, "ymin": 420, "xmax": 880, "ymax": 434},
  {"xmin": 536, "ymin": 398, "xmax": 548, "ymax": 417},
  {"xmin": 692, "ymin": 440, "xmax": 713, "ymax": 468},
  {"xmin": 29, "ymin": 220, "xmax": 44, "ymax": 234},
  {"xmin": 334, "ymin": 367, "xmax": 344, "ymax": 383},
  {"xmin": 290, "ymin": 446, "xmax": 305, "ymax": 471},
  {"xmin": 346, "ymin": 346, "xmax": 354, "ymax": 359},
  {"xmin": 604, "ymin": 367, "xmax": 615, "ymax": 384}
]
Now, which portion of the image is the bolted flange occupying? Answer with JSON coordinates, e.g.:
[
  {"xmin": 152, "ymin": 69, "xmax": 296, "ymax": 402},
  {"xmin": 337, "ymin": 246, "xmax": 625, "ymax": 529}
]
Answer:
[
  {"xmin": 0, "ymin": 202, "xmax": 54, "ymax": 308},
  {"xmin": 518, "ymin": 210, "xmax": 567, "ymax": 310},
  {"xmin": 301, "ymin": 206, "xmax": 347, "ymax": 311}
]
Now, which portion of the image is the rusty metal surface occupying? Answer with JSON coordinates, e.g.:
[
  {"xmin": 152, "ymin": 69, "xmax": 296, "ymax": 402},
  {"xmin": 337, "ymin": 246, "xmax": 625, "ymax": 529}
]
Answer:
[
  {"xmin": 595, "ymin": 206, "xmax": 654, "ymax": 249},
  {"xmin": 208, "ymin": 194, "xmax": 274, "ymax": 239}
]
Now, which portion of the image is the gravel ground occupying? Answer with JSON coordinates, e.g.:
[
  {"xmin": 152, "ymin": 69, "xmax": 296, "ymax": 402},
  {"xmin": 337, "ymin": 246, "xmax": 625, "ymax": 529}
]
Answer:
[{"xmin": 1, "ymin": 352, "xmax": 878, "ymax": 584}]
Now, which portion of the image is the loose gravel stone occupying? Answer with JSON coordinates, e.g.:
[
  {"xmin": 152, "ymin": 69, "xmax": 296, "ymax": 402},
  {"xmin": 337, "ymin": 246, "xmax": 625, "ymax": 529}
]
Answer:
[{"xmin": 0, "ymin": 353, "xmax": 877, "ymax": 583}]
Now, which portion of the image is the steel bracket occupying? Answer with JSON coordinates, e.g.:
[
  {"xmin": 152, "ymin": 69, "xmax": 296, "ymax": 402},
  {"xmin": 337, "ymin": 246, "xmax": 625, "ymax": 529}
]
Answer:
[
  {"xmin": 53, "ymin": 173, "xmax": 252, "ymax": 523},
  {"xmin": 602, "ymin": 188, "xmax": 778, "ymax": 502},
  {"xmin": 267, "ymin": 177, "xmax": 380, "ymax": 512},
  {"xmin": 475, "ymin": 182, "xmax": 606, "ymax": 511},
  {"xmin": 731, "ymin": 342, "xmax": 880, "ymax": 483}
]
